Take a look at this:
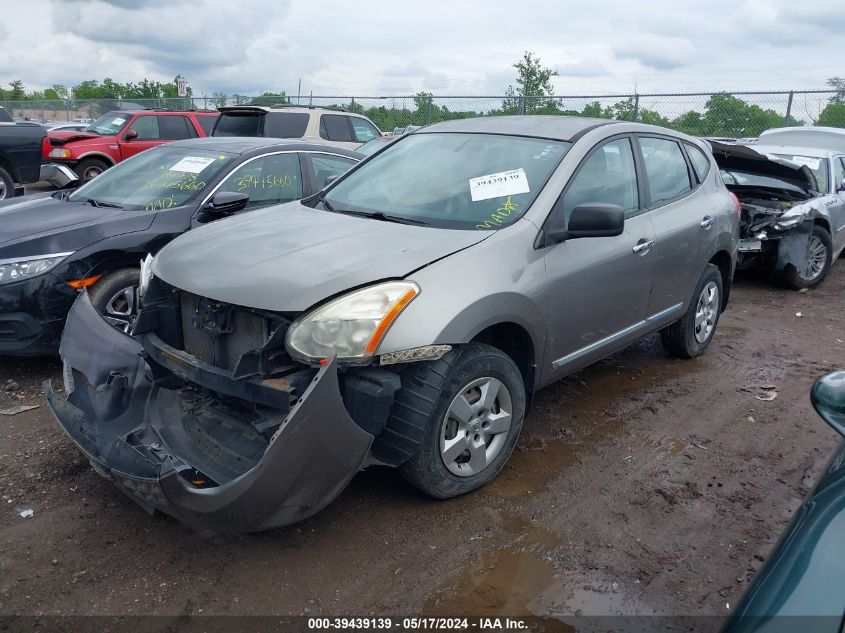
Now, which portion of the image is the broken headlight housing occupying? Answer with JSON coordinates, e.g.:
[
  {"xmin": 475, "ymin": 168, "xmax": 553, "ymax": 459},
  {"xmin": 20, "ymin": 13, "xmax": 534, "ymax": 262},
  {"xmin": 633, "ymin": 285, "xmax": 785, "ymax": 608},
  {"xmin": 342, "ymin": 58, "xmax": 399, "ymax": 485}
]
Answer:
[
  {"xmin": 774, "ymin": 214, "xmax": 805, "ymax": 231},
  {"xmin": 0, "ymin": 252, "xmax": 73, "ymax": 285},
  {"xmin": 286, "ymin": 281, "xmax": 419, "ymax": 364},
  {"xmin": 138, "ymin": 253, "xmax": 155, "ymax": 298}
]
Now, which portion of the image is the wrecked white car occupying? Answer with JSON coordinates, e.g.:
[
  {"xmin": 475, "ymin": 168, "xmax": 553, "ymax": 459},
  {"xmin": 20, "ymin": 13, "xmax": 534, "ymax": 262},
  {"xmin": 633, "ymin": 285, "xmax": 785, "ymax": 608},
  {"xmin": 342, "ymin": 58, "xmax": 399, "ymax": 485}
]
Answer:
[{"xmin": 711, "ymin": 142, "xmax": 845, "ymax": 289}]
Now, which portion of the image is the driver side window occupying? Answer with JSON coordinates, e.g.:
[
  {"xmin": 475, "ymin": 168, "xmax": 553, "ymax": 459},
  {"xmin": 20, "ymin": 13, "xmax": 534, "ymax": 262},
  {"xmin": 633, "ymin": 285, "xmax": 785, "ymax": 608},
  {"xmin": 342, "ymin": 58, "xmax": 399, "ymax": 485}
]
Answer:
[
  {"xmin": 217, "ymin": 153, "xmax": 302, "ymax": 209},
  {"xmin": 560, "ymin": 138, "xmax": 639, "ymax": 226}
]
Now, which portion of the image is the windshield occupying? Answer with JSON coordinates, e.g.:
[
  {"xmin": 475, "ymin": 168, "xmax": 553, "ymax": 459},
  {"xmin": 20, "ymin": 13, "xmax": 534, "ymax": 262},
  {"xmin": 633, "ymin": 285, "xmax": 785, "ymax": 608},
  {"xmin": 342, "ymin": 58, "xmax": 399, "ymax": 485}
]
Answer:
[
  {"xmin": 84, "ymin": 112, "xmax": 132, "ymax": 136},
  {"xmin": 773, "ymin": 154, "xmax": 828, "ymax": 192},
  {"xmin": 357, "ymin": 137, "xmax": 394, "ymax": 156},
  {"xmin": 322, "ymin": 132, "xmax": 570, "ymax": 229},
  {"xmin": 67, "ymin": 146, "xmax": 237, "ymax": 211}
]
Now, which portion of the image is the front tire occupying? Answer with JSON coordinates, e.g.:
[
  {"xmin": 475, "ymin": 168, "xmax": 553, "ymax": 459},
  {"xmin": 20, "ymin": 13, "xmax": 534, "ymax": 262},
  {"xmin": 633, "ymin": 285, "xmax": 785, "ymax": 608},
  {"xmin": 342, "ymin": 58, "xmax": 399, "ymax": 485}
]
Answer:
[
  {"xmin": 74, "ymin": 157, "xmax": 109, "ymax": 182},
  {"xmin": 783, "ymin": 225, "xmax": 833, "ymax": 290},
  {"xmin": 660, "ymin": 264, "xmax": 723, "ymax": 358},
  {"xmin": 0, "ymin": 166, "xmax": 14, "ymax": 200},
  {"xmin": 396, "ymin": 343, "xmax": 526, "ymax": 499},
  {"xmin": 88, "ymin": 268, "xmax": 141, "ymax": 333}
]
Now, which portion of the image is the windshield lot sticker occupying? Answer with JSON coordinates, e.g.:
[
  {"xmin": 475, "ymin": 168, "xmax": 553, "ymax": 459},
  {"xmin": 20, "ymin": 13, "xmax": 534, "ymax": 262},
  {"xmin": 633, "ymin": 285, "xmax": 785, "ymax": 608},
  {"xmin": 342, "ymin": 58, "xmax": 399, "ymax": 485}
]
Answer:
[
  {"xmin": 111, "ymin": 117, "xmax": 126, "ymax": 126},
  {"xmin": 169, "ymin": 156, "xmax": 217, "ymax": 174},
  {"xmin": 469, "ymin": 168, "xmax": 529, "ymax": 202},
  {"xmin": 476, "ymin": 196, "xmax": 519, "ymax": 229},
  {"xmin": 791, "ymin": 156, "xmax": 821, "ymax": 170}
]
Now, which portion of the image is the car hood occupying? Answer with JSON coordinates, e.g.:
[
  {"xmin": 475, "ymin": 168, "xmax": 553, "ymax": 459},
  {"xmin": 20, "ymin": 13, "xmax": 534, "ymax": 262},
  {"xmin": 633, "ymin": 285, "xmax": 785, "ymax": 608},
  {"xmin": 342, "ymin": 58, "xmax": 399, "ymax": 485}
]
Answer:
[
  {"xmin": 152, "ymin": 202, "xmax": 491, "ymax": 311},
  {"xmin": 0, "ymin": 194, "xmax": 154, "ymax": 256},
  {"xmin": 48, "ymin": 131, "xmax": 107, "ymax": 146},
  {"xmin": 711, "ymin": 141, "xmax": 817, "ymax": 192}
]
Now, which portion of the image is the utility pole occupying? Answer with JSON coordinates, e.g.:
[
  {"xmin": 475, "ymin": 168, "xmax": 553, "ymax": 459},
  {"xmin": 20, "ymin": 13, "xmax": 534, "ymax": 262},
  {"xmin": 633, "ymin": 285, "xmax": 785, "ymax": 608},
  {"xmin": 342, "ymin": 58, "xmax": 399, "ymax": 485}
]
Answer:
[{"xmin": 297, "ymin": 78, "xmax": 301, "ymax": 105}]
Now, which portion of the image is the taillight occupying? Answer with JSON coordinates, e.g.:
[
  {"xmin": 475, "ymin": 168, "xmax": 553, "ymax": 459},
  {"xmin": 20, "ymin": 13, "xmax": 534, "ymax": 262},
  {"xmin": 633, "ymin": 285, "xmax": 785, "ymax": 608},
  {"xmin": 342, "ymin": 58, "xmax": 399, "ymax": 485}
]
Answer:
[
  {"xmin": 41, "ymin": 136, "xmax": 51, "ymax": 160},
  {"xmin": 729, "ymin": 192, "xmax": 741, "ymax": 216}
]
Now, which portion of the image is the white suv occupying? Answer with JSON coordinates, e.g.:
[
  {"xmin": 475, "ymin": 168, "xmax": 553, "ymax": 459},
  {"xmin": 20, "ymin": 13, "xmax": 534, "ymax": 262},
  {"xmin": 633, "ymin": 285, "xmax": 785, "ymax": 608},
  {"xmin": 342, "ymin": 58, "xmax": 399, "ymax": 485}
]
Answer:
[{"xmin": 212, "ymin": 105, "xmax": 382, "ymax": 150}]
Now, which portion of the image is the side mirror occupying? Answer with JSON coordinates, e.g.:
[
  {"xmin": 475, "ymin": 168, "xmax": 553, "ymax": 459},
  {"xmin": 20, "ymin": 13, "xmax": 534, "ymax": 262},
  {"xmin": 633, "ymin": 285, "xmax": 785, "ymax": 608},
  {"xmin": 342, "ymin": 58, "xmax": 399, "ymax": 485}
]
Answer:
[
  {"xmin": 546, "ymin": 203, "xmax": 625, "ymax": 244},
  {"xmin": 812, "ymin": 371, "xmax": 845, "ymax": 438},
  {"xmin": 124, "ymin": 129, "xmax": 138, "ymax": 141},
  {"xmin": 203, "ymin": 191, "xmax": 249, "ymax": 215}
]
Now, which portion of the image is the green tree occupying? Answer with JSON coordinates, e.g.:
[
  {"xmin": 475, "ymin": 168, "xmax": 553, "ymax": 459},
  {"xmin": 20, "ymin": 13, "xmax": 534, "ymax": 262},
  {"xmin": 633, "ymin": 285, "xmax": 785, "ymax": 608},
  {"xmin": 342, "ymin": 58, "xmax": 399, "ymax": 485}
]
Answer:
[
  {"xmin": 703, "ymin": 93, "xmax": 750, "ymax": 136},
  {"xmin": 826, "ymin": 76, "xmax": 845, "ymax": 105},
  {"xmin": 249, "ymin": 91, "xmax": 288, "ymax": 106},
  {"xmin": 44, "ymin": 84, "xmax": 69, "ymax": 100},
  {"xmin": 502, "ymin": 51, "xmax": 558, "ymax": 113},
  {"xmin": 7, "ymin": 80, "xmax": 25, "ymax": 100},
  {"xmin": 818, "ymin": 103, "xmax": 845, "ymax": 128}
]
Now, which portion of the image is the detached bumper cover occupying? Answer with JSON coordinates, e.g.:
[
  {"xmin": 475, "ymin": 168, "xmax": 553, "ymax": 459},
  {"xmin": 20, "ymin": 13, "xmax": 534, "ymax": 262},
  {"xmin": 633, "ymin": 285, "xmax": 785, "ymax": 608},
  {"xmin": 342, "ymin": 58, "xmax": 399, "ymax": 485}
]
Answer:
[
  {"xmin": 46, "ymin": 292, "xmax": 374, "ymax": 532},
  {"xmin": 39, "ymin": 163, "xmax": 79, "ymax": 188}
]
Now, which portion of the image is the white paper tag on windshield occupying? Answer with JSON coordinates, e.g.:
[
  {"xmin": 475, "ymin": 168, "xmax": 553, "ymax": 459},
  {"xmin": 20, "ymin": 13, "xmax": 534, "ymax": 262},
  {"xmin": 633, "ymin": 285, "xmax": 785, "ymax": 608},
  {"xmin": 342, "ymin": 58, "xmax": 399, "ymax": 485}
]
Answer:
[
  {"xmin": 169, "ymin": 156, "xmax": 216, "ymax": 173},
  {"xmin": 469, "ymin": 168, "xmax": 530, "ymax": 202},
  {"xmin": 792, "ymin": 156, "xmax": 820, "ymax": 170},
  {"xmin": 111, "ymin": 117, "xmax": 125, "ymax": 126}
]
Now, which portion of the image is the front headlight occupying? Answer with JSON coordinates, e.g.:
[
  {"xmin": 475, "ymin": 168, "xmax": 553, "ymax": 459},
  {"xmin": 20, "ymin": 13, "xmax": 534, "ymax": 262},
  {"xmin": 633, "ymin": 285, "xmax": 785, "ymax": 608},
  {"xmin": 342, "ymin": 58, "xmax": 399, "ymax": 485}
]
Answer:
[
  {"xmin": 0, "ymin": 252, "xmax": 73, "ymax": 285},
  {"xmin": 49, "ymin": 148, "xmax": 72, "ymax": 159},
  {"xmin": 138, "ymin": 253, "xmax": 154, "ymax": 298},
  {"xmin": 286, "ymin": 281, "xmax": 420, "ymax": 364}
]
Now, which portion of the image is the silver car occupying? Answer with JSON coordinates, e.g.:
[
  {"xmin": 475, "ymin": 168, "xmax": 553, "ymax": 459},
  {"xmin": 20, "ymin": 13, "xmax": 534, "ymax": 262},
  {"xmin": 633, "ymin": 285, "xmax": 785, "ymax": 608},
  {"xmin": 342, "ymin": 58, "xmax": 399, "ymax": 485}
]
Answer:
[{"xmin": 48, "ymin": 116, "xmax": 739, "ymax": 532}]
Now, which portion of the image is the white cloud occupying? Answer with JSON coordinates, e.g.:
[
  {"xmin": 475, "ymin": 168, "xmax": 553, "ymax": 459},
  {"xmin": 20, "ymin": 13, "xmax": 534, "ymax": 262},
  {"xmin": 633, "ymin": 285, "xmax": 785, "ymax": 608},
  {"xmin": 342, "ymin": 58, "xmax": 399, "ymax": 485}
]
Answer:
[{"xmin": 0, "ymin": 0, "xmax": 841, "ymax": 99}]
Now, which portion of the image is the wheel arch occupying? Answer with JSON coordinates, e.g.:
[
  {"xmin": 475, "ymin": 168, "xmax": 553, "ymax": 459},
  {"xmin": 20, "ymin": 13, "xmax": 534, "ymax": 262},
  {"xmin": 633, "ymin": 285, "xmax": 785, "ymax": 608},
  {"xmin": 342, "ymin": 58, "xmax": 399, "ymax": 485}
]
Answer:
[
  {"xmin": 75, "ymin": 152, "xmax": 117, "ymax": 166},
  {"xmin": 708, "ymin": 249, "xmax": 733, "ymax": 311},
  {"xmin": 0, "ymin": 152, "xmax": 19, "ymax": 182},
  {"xmin": 470, "ymin": 321, "xmax": 537, "ymax": 409}
]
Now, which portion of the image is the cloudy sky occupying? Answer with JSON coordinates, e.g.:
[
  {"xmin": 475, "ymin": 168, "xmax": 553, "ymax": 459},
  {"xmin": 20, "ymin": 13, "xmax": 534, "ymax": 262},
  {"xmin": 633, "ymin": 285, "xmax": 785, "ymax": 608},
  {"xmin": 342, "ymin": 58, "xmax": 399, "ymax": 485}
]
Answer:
[{"xmin": 0, "ymin": 0, "xmax": 842, "ymax": 97}]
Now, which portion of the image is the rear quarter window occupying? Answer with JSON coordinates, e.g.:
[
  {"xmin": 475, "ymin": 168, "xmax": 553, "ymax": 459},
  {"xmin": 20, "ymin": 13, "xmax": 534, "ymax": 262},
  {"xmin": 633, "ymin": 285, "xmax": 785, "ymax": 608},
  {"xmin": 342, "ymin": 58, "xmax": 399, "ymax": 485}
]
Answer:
[
  {"xmin": 685, "ymin": 143, "xmax": 711, "ymax": 183},
  {"xmin": 263, "ymin": 112, "xmax": 309, "ymax": 139},
  {"xmin": 196, "ymin": 114, "xmax": 218, "ymax": 136},
  {"xmin": 638, "ymin": 137, "xmax": 692, "ymax": 205},
  {"xmin": 320, "ymin": 114, "xmax": 354, "ymax": 143}
]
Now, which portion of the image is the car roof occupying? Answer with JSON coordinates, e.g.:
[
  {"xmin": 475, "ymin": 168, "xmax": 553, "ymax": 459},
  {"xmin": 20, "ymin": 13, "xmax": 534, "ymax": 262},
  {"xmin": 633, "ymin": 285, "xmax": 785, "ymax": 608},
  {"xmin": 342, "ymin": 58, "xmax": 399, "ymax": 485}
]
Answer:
[
  {"xmin": 162, "ymin": 136, "xmax": 363, "ymax": 158},
  {"xmin": 217, "ymin": 105, "xmax": 363, "ymax": 116},
  {"xmin": 750, "ymin": 144, "xmax": 836, "ymax": 159},
  {"xmin": 418, "ymin": 115, "xmax": 620, "ymax": 141}
]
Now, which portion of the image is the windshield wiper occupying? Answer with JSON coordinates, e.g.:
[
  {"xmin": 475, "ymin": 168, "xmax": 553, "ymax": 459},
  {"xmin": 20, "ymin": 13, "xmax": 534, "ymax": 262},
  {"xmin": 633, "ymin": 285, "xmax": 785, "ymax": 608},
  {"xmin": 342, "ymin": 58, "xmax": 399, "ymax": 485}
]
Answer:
[
  {"xmin": 85, "ymin": 198, "xmax": 123, "ymax": 209},
  {"xmin": 331, "ymin": 208, "xmax": 429, "ymax": 226}
]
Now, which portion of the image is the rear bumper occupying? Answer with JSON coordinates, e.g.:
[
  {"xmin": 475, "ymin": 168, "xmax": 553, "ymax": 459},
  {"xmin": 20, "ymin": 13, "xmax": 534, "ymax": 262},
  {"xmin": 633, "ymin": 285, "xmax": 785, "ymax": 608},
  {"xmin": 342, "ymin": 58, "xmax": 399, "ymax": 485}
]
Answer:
[
  {"xmin": 39, "ymin": 163, "xmax": 78, "ymax": 188},
  {"xmin": 46, "ymin": 292, "xmax": 374, "ymax": 532}
]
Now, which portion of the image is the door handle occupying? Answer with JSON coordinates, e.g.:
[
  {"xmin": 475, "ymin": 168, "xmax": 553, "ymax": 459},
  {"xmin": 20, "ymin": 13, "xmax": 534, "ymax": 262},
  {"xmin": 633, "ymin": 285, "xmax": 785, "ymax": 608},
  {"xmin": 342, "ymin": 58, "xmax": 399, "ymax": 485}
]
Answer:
[
  {"xmin": 632, "ymin": 240, "xmax": 655, "ymax": 255},
  {"xmin": 700, "ymin": 216, "xmax": 714, "ymax": 230}
]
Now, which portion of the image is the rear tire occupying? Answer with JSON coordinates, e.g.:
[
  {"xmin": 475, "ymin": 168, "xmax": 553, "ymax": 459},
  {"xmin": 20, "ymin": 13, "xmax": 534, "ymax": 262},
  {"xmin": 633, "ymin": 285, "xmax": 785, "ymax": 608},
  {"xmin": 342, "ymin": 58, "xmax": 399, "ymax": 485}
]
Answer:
[
  {"xmin": 88, "ymin": 268, "xmax": 140, "ymax": 333},
  {"xmin": 0, "ymin": 166, "xmax": 14, "ymax": 200},
  {"xmin": 783, "ymin": 225, "xmax": 833, "ymax": 290},
  {"xmin": 660, "ymin": 264, "xmax": 723, "ymax": 358},
  {"xmin": 74, "ymin": 157, "xmax": 109, "ymax": 182},
  {"xmin": 396, "ymin": 343, "xmax": 526, "ymax": 499}
]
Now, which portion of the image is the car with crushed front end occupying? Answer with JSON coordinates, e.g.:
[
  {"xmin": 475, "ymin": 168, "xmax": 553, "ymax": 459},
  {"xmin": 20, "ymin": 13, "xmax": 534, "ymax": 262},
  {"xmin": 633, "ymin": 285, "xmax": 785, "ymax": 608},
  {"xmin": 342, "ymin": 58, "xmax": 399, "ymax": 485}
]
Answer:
[
  {"xmin": 711, "ymin": 142, "xmax": 845, "ymax": 289},
  {"xmin": 723, "ymin": 370, "xmax": 845, "ymax": 633},
  {"xmin": 0, "ymin": 137, "xmax": 361, "ymax": 356},
  {"xmin": 47, "ymin": 115, "xmax": 739, "ymax": 533}
]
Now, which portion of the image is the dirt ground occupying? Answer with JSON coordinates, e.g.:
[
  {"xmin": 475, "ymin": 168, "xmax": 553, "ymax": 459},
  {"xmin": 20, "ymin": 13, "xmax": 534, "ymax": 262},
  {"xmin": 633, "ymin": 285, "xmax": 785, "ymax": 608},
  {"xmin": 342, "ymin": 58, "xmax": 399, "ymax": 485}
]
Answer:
[{"xmin": 1, "ymin": 265, "xmax": 843, "ymax": 624}]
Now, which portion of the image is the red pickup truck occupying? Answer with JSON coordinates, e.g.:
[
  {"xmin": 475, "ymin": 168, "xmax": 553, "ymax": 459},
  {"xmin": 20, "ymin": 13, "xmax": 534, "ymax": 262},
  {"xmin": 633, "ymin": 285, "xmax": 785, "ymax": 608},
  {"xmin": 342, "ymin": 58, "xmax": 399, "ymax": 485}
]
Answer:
[{"xmin": 47, "ymin": 109, "xmax": 218, "ymax": 182}]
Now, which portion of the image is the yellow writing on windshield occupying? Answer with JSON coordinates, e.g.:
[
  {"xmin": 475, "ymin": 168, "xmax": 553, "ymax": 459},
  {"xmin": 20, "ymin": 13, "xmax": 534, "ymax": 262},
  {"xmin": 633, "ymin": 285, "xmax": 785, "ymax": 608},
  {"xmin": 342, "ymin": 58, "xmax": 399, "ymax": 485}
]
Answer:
[
  {"xmin": 476, "ymin": 196, "xmax": 519, "ymax": 230},
  {"xmin": 143, "ymin": 171, "xmax": 206, "ymax": 192},
  {"xmin": 144, "ymin": 194, "xmax": 176, "ymax": 211},
  {"xmin": 235, "ymin": 174, "xmax": 294, "ymax": 191}
]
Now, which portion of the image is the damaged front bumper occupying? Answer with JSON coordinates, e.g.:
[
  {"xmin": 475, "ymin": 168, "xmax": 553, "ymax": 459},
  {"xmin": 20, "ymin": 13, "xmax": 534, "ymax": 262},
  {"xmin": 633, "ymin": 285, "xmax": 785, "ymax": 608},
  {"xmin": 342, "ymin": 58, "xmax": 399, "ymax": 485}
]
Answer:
[
  {"xmin": 45, "ymin": 292, "xmax": 374, "ymax": 532},
  {"xmin": 39, "ymin": 162, "xmax": 79, "ymax": 188}
]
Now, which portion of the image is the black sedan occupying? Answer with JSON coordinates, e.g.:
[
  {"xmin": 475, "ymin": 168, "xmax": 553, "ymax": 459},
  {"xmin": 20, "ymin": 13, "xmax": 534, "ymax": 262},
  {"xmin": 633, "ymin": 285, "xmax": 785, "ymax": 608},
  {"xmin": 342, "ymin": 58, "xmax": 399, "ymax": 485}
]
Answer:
[{"xmin": 0, "ymin": 138, "xmax": 362, "ymax": 356}]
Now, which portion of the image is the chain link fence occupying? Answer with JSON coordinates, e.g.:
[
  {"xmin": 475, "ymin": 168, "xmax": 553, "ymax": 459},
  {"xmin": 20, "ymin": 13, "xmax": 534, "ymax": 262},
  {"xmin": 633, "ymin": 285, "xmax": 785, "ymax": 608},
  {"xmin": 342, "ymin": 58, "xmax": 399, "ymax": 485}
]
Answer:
[{"xmin": 2, "ymin": 90, "xmax": 843, "ymax": 138}]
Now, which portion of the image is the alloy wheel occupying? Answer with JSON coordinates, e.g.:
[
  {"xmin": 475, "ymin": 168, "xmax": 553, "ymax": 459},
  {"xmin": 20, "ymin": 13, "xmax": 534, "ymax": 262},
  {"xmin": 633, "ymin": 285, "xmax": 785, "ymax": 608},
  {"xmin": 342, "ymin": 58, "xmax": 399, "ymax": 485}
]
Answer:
[
  {"xmin": 439, "ymin": 376, "xmax": 513, "ymax": 477},
  {"xmin": 101, "ymin": 285, "xmax": 139, "ymax": 333},
  {"xmin": 694, "ymin": 281, "xmax": 719, "ymax": 344},
  {"xmin": 798, "ymin": 235, "xmax": 828, "ymax": 282}
]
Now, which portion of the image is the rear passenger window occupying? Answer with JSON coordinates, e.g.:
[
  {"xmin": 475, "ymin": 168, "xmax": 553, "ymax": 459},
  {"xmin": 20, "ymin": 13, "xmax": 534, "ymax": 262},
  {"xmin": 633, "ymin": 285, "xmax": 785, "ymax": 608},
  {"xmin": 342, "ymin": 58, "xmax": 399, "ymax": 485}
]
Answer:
[
  {"xmin": 638, "ymin": 137, "xmax": 691, "ymax": 205},
  {"xmin": 686, "ymin": 144, "xmax": 711, "ymax": 183},
  {"xmin": 158, "ymin": 116, "xmax": 194, "ymax": 140},
  {"xmin": 561, "ymin": 138, "xmax": 639, "ymax": 224},
  {"xmin": 834, "ymin": 157, "xmax": 845, "ymax": 191},
  {"xmin": 196, "ymin": 115, "xmax": 218, "ymax": 136},
  {"xmin": 320, "ymin": 114, "xmax": 354, "ymax": 143},
  {"xmin": 264, "ymin": 113, "xmax": 309, "ymax": 138}
]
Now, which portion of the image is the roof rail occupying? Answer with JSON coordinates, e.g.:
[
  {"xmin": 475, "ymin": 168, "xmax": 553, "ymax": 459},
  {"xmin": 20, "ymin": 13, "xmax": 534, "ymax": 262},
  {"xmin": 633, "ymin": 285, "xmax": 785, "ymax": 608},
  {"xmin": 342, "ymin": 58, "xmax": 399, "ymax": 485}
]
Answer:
[{"xmin": 267, "ymin": 103, "xmax": 349, "ymax": 112}]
